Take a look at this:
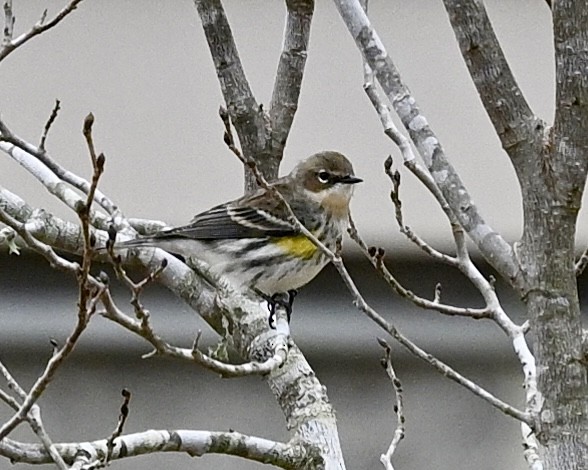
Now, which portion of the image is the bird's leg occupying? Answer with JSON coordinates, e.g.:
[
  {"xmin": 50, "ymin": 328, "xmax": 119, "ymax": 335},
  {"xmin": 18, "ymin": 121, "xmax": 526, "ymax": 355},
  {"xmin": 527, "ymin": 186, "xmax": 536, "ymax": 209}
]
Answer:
[{"xmin": 285, "ymin": 289, "xmax": 298, "ymax": 321}]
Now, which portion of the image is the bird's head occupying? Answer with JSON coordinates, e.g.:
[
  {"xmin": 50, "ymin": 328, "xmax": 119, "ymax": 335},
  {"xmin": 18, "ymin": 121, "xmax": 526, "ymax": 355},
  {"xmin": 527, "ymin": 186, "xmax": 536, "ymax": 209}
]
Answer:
[{"xmin": 293, "ymin": 151, "xmax": 362, "ymax": 218}]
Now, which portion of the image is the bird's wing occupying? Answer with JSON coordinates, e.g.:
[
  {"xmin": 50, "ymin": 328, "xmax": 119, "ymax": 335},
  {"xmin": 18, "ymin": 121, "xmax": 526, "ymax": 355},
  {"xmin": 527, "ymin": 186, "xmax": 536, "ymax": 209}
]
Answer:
[{"xmin": 154, "ymin": 188, "xmax": 297, "ymax": 240}]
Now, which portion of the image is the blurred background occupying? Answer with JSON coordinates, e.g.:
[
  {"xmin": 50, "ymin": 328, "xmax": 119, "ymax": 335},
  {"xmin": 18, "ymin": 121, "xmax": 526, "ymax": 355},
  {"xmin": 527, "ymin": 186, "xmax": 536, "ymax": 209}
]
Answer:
[{"xmin": 0, "ymin": 1, "xmax": 566, "ymax": 469}]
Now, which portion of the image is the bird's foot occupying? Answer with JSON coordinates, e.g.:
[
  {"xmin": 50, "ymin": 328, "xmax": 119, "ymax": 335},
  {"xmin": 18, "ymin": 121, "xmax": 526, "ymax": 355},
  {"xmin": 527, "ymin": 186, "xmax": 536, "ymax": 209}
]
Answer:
[{"xmin": 257, "ymin": 289, "xmax": 298, "ymax": 328}]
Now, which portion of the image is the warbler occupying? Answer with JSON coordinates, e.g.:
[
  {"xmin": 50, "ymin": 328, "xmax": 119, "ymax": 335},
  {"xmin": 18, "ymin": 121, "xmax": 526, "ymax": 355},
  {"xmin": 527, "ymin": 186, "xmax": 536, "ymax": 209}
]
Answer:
[{"xmin": 116, "ymin": 151, "xmax": 361, "ymax": 313}]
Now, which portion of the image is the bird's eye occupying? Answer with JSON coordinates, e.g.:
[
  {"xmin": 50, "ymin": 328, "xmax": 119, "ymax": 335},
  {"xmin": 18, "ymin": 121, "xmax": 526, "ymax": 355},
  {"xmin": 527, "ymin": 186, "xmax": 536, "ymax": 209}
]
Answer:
[{"xmin": 317, "ymin": 170, "xmax": 330, "ymax": 184}]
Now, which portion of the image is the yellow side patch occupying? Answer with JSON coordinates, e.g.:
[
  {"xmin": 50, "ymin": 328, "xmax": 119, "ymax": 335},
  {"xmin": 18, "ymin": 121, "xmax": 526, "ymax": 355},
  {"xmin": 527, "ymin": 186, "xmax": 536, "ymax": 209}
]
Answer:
[{"xmin": 273, "ymin": 234, "xmax": 318, "ymax": 259}]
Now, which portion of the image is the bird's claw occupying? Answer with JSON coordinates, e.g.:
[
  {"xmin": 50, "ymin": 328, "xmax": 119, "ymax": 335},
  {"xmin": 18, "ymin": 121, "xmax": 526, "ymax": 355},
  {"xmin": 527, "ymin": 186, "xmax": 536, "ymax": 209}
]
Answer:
[{"xmin": 257, "ymin": 289, "xmax": 298, "ymax": 328}]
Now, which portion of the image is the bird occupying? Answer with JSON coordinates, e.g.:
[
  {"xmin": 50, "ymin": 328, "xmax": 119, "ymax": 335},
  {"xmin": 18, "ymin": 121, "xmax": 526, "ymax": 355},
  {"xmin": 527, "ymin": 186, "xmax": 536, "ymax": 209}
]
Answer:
[{"xmin": 113, "ymin": 151, "xmax": 362, "ymax": 321}]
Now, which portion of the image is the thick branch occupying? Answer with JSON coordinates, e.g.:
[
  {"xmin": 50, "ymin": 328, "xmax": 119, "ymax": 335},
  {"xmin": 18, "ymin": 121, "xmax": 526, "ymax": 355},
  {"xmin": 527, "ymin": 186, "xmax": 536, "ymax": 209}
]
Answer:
[
  {"xmin": 0, "ymin": 188, "xmax": 345, "ymax": 469},
  {"xmin": 442, "ymin": 0, "xmax": 543, "ymax": 159},
  {"xmin": 552, "ymin": 1, "xmax": 588, "ymax": 193},
  {"xmin": 269, "ymin": 0, "xmax": 314, "ymax": 157},
  {"xmin": 0, "ymin": 430, "xmax": 314, "ymax": 468},
  {"xmin": 193, "ymin": 0, "xmax": 272, "ymax": 189}
]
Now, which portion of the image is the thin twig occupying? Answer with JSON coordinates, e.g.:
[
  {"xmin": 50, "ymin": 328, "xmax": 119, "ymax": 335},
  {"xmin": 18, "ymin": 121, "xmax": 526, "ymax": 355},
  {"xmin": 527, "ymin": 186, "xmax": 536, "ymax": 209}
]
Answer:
[
  {"xmin": 99, "ymin": 289, "xmax": 288, "ymax": 377},
  {"xmin": 104, "ymin": 389, "xmax": 132, "ymax": 466},
  {"xmin": 0, "ymin": 285, "xmax": 103, "ymax": 441},
  {"xmin": 0, "ymin": 113, "xmax": 108, "ymax": 441},
  {"xmin": 0, "ymin": 0, "xmax": 85, "ymax": 62},
  {"xmin": 377, "ymin": 339, "xmax": 405, "ymax": 470},
  {"xmin": 0, "ymin": 361, "xmax": 67, "ymax": 469},
  {"xmin": 0, "ymin": 117, "xmax": 120, "ymax": 220},
  {"xmin": 2, "ymin": 0, "xmax": 14, "ymax": 46},
  {"xmin": 39, "ymin": 99, "xmax": 61, "ymax": 152}
]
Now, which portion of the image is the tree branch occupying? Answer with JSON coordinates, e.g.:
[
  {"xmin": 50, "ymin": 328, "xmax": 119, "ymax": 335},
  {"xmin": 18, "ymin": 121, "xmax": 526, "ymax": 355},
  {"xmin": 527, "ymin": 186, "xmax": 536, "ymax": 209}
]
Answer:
[
  {"xmin": 442, "ymin": 0, "xmax": 544, "ymax": 160},
  {"xmin": 0, "ymin": 117, "xmax": 122, "ymax": 222},
  {"xmin": 333, "ymin": 0, "xmax": 523, "ymax": 294},
  {"xmin": 193, "ymin": 0, "xmax": 272, "ymax": 189},
  {"xmin": 0, "ymin": 0, "xmax": 85, "ymax": 63},
  {"xmin": 377, "ymin": 339, "xmax": 405, "ymax": 470},
  {"xmin": 552, "ymin": 1, "xmax": 588, "ymax": 193},
  {"xmin": 0, "ymin": 430, "xmax": 317, "ymax": 468},
  {"xmin": 0, "ymin": 361, "xmax": 67, "ymax": 469},
  {"xmin": 269, "ymin": 0, "xmax": 314, "ymax": 157}
]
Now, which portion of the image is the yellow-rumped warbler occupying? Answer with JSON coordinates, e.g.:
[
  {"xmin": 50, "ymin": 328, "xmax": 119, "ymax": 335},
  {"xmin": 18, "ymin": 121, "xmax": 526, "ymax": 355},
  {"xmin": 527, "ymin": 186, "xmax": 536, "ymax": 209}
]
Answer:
[{"xmin": 116, "ymin": 151, "xmax": 361, "ymax": 315}]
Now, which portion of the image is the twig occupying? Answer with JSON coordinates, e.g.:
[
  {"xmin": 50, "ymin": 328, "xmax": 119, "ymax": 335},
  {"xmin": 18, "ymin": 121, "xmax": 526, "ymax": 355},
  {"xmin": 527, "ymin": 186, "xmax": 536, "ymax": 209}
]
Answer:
[
  {"xmin": 2, "ymin": 0, "xmax": 14, "ymax": 46},
  {"xmin": 384, "ymin": 157, "xmax": 459, "ymax": 265},
  {"xmin": 99, "ymin": 289, "xmax": 288, "ymax": 377},
  {"xmin": 0, "ymin": 0, "xmax": 84, "ymax": 62},
  {"xmin": 348, "ymin": 221, "xmax": 490, "ymax": 319},
  {"xmin": 0, "ymin": 117, "xmax": 121, "ymax": 220},
  {"xmin": 39, "ymin": 99, "xmax": 61, "ymax": 152},
  {"xmin": 0, "ymin": 361, "xmax": 68, "ymax": 469},
  {"xmin": 377, "ymin": 339, "xmax": 405, "ymax": 470},
  {"xmin": 0, "ymin": 0, "xmax": 85, "ymax": 62},
  {"xmin": 0, "ymin": 113, "xmax": 108, "ymax": 441},
  {"xmin": 28, "ymin": 406, "xmax": 68, "ymax": 470},
  {"xmin": 0, "ymin": 285, "xmax": 102, "ymax": 441},
  {"xmin": 358, "ymin": 37, "xmax": 543, "ymax": 455},
  {"xmin": 219, "ymin": 106, "xmax": 243, "ymax": 158},
  {"xmin": 103, "ymin": 389, "xmax": 132, "ymax": 466}
]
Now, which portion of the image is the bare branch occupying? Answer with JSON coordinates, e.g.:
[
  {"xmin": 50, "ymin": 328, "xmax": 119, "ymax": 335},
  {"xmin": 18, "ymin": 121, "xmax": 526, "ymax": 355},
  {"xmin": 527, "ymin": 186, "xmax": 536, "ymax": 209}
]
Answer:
[
  {"xmin": 377, "ymin": 339, "xmax": 405, "ymax": 470},
  {"xmin": 103, "ymin": 389, "xmax": 132, "ymax": 466},
  {"xmin": 348, "ymin": 220, "xmax": 489, "ymax": 319},
  {"xmin": 38, "ymin": 99, "xmax": 61, "ymax": 152},
  {"xmin": 442, "ymin": 0, "xmax": 542, "ymax": 160},
  {"xmin": 193, "ymin": 0, "xmax": 272, "ymax": 189},
  {"xmin": 383, "ymin": 157, "xmax": 459, "ymax": 265},
  {"xmin": 0, "ymin": 361, "xmax": 68, "ymax": 469},
  {"xmin": 99, "ymin": 286, "xmax": 288, "ymax": 377},
  {"xmin": 0, "ymin": 116, "xmax": 110, "ymax": 441},
  {"xmin": 269, "ymin": 0, "xmax": 314, "ymax": 157},
  {"xmin": 342, "ymin": 256, "xmax": 532, "ymax": 424},
  {"xmin": 0, "ymin": 429, "xmax": 314, "ymax": 468},
  {"xmin": 333, "ymin": 0, "xmax": 523, "ymax": 292},
  {"xmin": 0, "ymin": 282, "xmax": 102, "ymax": 440},
  {"xmin": 0, "ymin": 121, "xmax": 118, "ymax": 229},
  {"xmin": 0, "ymin": 0, "xmax": 85, "ymax": 63},
  {"xmin": 27, "ymin": 406, "xmax": 68, "ymax": 470},
  {"xmin": 0, "ymin": 203, "xmax": 80, "ymax": 271}
]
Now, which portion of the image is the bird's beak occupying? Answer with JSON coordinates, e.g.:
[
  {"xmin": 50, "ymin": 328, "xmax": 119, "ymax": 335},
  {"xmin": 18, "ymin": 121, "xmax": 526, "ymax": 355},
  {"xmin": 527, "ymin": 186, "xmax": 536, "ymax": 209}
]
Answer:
[{"xmin": 338, "ymin": 175, "xmax": 363, "ymax": 184}]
